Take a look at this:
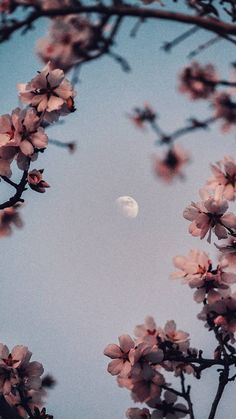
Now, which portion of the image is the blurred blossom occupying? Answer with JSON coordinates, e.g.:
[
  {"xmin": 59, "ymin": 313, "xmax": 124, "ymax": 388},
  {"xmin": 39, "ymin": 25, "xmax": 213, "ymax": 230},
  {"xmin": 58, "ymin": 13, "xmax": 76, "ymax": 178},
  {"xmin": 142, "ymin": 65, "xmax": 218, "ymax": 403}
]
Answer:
[
  {"xmin": 216, "ymin": 238, "xmax": 236, "ymax": 267},
  {"xmin": 18, "ymin": 62, "xmax": 76, "ymax": 122},
  {"xmin": 152, "ymin": 145, "xmax": 190, "ymax": 183},
  {"xmin": 213, "ymin": 92, "xmax": 236, "ymax": 131},
  {"xmin": 129, "ymin": 104, "xmax": 156, "ymax": 129},
  {"xmin": 0, "ymin": 206, "xmax": 23, "ymax": 237},
  {"xmin": 37, "ymin": 16, "xmax": 97, "ymax": 72},
  {"xmin": 206, "ymin": 156, "xmax": 236, "ymax": 200},
  {"xmin": 126, "ymin": 407, "xmax": 151, "ymax": 419},
  {"xmin": 179, "ymin": 62, "xmax": 217, "ymax": 100}
]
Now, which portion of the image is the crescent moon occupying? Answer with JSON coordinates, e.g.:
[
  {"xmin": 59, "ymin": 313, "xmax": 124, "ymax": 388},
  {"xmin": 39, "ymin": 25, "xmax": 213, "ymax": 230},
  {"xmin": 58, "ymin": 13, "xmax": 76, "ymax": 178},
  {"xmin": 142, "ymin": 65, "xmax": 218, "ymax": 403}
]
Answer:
[{"xmin": 116, "ymin": 196, "xmax": 139, "ymax": 218}]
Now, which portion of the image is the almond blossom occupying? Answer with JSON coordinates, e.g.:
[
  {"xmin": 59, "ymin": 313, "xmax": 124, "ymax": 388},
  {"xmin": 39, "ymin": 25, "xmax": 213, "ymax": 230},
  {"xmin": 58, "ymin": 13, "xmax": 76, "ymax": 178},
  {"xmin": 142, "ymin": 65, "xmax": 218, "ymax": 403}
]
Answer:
[
  {"xmin": 147, "ymin": 391, "xmax": 188, "ymax": 418},
  {"xmin": 126, "ymin": 407, "xmax": 151, "ymax": 419},
  {"xmin": 152, "ymin": 145, "xmax": 190, "ymax": 183},
  {"xmin": 179, "ymin": 62, "xmax": 217, "ymax": 100},
  {"xmin": 18, "ymin": 62, "xmax": 76, "ymax": 118},
  {"xmin": 162, "ymin": 321, "xmax": 189, "ymax": 353},
  {"xmin": 198, "ymin": 292, "xmax": 236, "ymax": 337},
  {"xmin": 28, "ymin": 169, "xmax": 50, "ymax": 193},
  {"xmin": 216, "ymin": 238, "xmax": 236, "ymax": 267},
  {"xmin": 183, "ymin": 187, "xmax": 236, "ymax": 243},
  {"xmin": 0, "ymin": 206, "xmax": 23, "ymax": 237},
  {"xmin": 172, "ymin": 249, "xmax": 236, "ymax": 303},
  {"xmin": 206, "ymin": 156, "xmax": 236, "ymax": 201},
  {"xmin": 37, "ymin": 16, "xmax": 95, "ymax": 72},
  {"xmin": 0, "ymin": 107, "xmax": 48, "ymax": 156},
  {"xmin": 213, "ymin": 92, "xmax": 236, "ymax": 132},
  {"xmin": 104, "ymin": 334, "xmax": 134, "ymax": 377}
]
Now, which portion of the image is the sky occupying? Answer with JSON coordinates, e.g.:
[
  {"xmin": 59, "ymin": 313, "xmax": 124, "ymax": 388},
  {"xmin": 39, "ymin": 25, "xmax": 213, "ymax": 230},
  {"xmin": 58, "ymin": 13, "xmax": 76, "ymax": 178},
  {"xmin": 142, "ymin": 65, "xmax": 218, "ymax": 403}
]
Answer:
[{"xmin": 1, "ymin": 3, "xmax": 236, "ymax": 419}]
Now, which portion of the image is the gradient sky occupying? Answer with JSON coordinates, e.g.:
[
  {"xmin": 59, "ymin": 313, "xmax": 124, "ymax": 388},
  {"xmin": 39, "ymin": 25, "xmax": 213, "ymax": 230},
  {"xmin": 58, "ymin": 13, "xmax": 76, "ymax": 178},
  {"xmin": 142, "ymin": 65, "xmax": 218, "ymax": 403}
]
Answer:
[{"xmin": 1, "ymin": 4, "xmax": 236, "ymax": 418}]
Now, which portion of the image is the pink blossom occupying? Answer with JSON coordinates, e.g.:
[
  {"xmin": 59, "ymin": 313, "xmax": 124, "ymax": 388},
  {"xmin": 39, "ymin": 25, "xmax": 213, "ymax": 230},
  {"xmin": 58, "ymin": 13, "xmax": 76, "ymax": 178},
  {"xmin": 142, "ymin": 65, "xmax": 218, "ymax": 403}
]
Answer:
[
  {"xmin": 152, "ymin": 145, "xmax": 190, "ymax": 183},
  {"xmin": 126, "ymin": 407, "xmax": 151, "ymax": 419},
  {"xmin": 104, "ymin": 335, "xmax": 134, "ymax": 377},
  {"xmin": 37, "ymin": 16, "xmax": 95, "ymax": 72},
  {"xmin": 163, "ymin": 321, "xmax": 189, "ymax": 352},
  {"xmin": 134, "ymin": 316, "xmax": 163, "ymax": 345},
  {"xmin": 183, "ymin": 187, "xmax": 236, "ymax": 242},
  {"xmin": 216, "ymin": 238, "xmax": 236, "ymax": 268},
  {"xmin": 28, "ymin": 169, "xmax": 50, "ymax": 193},
  {"xmin": 206, "ymin": 156, "xmax": 236, "ymax": 200},
  {"xmin": 213, "ymin": 92, "xmax": 236, "ymax": 132},
  {"xmin": 129, "ymin": 104, "xmax": 156, "ymax": 129},
  {"xmin": 198, "ymin": 293, "xmax": 236, "ymax": 337},
  {"xmin": 179, "ymin": 62, "xmax": 217, "ymax": 100},
  {"xmin": 172, "ymin": 249, "xmax": 236, "ymax": 304},
  {"xmin": 131, "ymin": 370, "xmax": 165, "ymax": 403},
  {"xmin": 0, "ymin": 206, "xmax": 23, "ymax": 238},
  {"xmin": 148, "ymin": 390, "xmax": 188, "ymax": 418},
  {"xmin": 18, "ymin": 62, "xmax": 76, "ymax": 118},
  {"xmin": 0, "ymin": 107, "xmax": 48, "ymax": 156}
]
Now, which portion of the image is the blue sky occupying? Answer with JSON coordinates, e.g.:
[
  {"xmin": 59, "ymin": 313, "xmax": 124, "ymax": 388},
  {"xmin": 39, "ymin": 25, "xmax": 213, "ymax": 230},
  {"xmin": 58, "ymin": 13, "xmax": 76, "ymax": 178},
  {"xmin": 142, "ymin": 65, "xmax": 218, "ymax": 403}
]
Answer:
[{"xmin": 1, "ymin": 6, "xmax": 236, "ymax": 418}]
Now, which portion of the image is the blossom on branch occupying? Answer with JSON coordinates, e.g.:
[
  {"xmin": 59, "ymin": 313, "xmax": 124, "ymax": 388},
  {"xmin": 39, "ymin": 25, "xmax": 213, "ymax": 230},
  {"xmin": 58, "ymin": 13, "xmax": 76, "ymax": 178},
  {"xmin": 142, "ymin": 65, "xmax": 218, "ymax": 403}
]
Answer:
[
  {"xmin": 152, "ymin": 145, "xmax": 190, "ymax": 183},
  {"xmin": 206, "ymin": 156, "xmax": 236, "ymax": 201},
  {"xmin": 37, "ymin": 16, "xmax": 97, "ymax": 72},
  {"xmin": 18, "ymin": 62, "xmax": 76, "ymax": 120},
  {"xmin": 0, "ymin": 206, "xmax": 23, "ymax": 237},
  {"xmin": 213, "ymin": 92, "xmax": 236, "ymax": 131},
  {"xmin": 179, "ymin": 62, "xmax": 217, "ymax": 100},
  {"xmin": 183, "ymin": 187, "xmax": 236, "ymax": 242},
  {"xmin": 172, "ymin": 249, "xmax": 236, "ymax": 303},
  {"xmin": 147, "ymin": 390, "xmax": 188, "ymax": 418},
  {"xmin": 28, "ymin": 169, "xmax": 50, "ymax": 193}
]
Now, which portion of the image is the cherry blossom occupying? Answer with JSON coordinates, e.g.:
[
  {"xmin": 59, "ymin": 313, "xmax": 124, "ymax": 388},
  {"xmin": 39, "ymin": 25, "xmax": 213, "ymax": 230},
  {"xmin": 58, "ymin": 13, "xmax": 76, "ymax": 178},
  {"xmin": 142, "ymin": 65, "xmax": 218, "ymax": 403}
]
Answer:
[
  {"xmin": 179, "ymin": 62, "xmax": 218, "ymax": 100},
  {"xmin": 162, "ymin": 321, "xmax": 189, "ymax": 352},
  {"xmin": 152, "ymin": 145, "xmax": 190, "ymax": 183},
  {"xmin": 206, "ymin": 156, "xmax": 236, "ymax": 201},
  {"xmin": 183, "ymin": 187, "xmax": 236, "ymax": 243}
]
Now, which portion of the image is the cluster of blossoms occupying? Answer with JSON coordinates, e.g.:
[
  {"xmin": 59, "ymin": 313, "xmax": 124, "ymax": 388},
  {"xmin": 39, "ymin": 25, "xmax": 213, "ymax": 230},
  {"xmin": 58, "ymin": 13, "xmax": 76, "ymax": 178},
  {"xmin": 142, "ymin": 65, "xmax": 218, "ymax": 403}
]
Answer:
[
  {"xmin": 172, "ymin": 249, "xmax": 236, "ymax": 304},
  {"xmin": 0, "ymin": 61, "xmax": 76, "ymax": 236},
  {"xmin": 104, "ymin": 317, "xmax": 193, "ymax": 418},
  {"xmin": 152, "ymin": 145, "xmax": 190, "ymax": 183},
  {"xmin": 206, "ymin": 155, "xmax": 236, "ymax": 201},
  {"xmin": 0, "ymin": 343, "xmax": 53, "ymax": 418}
]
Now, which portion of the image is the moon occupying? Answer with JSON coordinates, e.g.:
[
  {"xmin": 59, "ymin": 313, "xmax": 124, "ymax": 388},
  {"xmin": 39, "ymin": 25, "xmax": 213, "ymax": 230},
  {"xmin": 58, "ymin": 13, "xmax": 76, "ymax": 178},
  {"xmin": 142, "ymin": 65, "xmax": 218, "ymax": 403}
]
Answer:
[{"xmin": 116, "ymin": 196, "xmax": 139, "ymax": 219}]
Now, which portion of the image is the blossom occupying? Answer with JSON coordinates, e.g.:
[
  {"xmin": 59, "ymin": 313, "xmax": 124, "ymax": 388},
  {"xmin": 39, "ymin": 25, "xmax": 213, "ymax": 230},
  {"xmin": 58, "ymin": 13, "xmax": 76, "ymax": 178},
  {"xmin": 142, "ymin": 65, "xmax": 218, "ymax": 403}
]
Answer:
[
  {"xmin": 129, "ymin": 104, "xmax": 156, "ymax": 129},
  {"xmin": 172, "ymin": 249, "xmax": 236, "ymax": 303},
  {"xmin": 183, "ymin": 187, "xmax": 236, "ymax": 242},
  {"xmin": 152, "ymin": 145, "xmax": 190, "ymax": 183},
  {"xmin": 0, "ymin": 107, "xmax": 48, "ymax": 156},
  {"xmin": 206, "ymin": 156, "xmax": 236, "ymax": 200},
  {"xmin": 28, "ymin": 169, "xmax": 50, "ymax": 193},
  {"xmin": 0, "ymin": 206, "xmax": 23, "ymax": 237},
  {"xmin": 134, "ymin": 316, "xmax": 163, "ymax": 345},
  {"xmin": 148, "ymin": 390, "xmax": 188, "ymax": 418},
  {"xmin": 131, "ymin": 370, "xmax": 165, "ymax": 403},
  {"xmin": 198, "ymin": 293, "xmax": 236, "ymax": 337},
  {"xmin": 179, "ymin": 62, "xmax": 217, "ymax": 100},
  {"xmin": 126, "ymin": 407, "xmax": 151, "ymax": 419},
  {"xmin": 216, "ymin": 238, "xmax": 236, "ymax": 267},
  {"xmin": 213, "ymin": 92, "xmax": 236, "ymax": 131},
  {"xmin": 37, "ymin": 16, "xmax": 95, "ymax": 72},
  {"xmin": 104, "ymin": 335, "xmax": 134, "ymax": 377},
  {"xmin": 18, "ymin": 62, "xmax": 76, "ymax": 118},
  {"xmin": 162, "ymin": 321, "xmax": 189, "ymax": 352}
]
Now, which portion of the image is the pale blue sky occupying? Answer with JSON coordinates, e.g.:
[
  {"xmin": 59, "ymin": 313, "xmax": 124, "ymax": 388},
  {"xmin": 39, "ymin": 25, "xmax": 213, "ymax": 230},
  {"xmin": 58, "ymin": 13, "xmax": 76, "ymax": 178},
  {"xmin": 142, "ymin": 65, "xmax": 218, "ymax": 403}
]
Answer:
[{"xmin": 0, "ymin": 6, "xmax": 236, "ymax": 419}]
